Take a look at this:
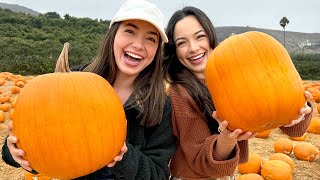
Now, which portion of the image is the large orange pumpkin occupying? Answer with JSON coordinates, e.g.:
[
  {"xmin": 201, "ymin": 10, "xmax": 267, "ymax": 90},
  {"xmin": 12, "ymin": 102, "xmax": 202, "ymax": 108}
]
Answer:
[
  {"xmin": 13, "ymin": 72, "xmax": 127, "ymax": 179},
  {"xmin": 205, "ymin": 31, "xmax": 305, "ymax": 132}
]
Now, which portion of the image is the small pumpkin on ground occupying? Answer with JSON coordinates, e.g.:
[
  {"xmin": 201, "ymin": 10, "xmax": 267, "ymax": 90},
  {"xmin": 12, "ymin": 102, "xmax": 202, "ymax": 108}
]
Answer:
[
  {"xmin": 269, "ymin": 153, "xmax": 294, "ymax": 172},
  {"xmin": 0, "ymin": 104, "xmax": 11, "ymax": 112},
  {"xmin": 307, "ymin": 117, "xmax": 320, "ymax": 134},
  {"xmin": 0, "ymin": 110, "xmax": 5, "ymax": 123},
  {"xmin": 261, "ymin": 160, "xmax": 292, "ymax": 180},
  {"xmin": 237, "ymin": 153, "xmax": 263, "ymax": 174},
  {"xmin": 293, "ymin": 142, "xmax": 320, "ymax": 161},
  {"xmin": 274, "ymin": 138, "xmax": 293, "ymax": 155},
  {"xmin": 255, "ymin": 130, "xmax": 270, "ymax": 138},
  {"xmin": 11, "ymin": 86, "xmax": 20, "ymax": 94},
  {"xmin": 237, "ymin": 173, "xmax": 264, "ymax": 180},
  {"xmin": 24, "ymin": 171, "xmax": 51, "ymax": 180},
  {"xmin": 289, "ymin": 133, "xmax": 307, "ymax": 141}
]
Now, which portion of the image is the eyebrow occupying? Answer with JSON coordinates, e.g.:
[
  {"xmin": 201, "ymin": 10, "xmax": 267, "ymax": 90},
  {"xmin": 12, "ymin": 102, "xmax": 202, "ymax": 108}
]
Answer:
[
  {"xmin": 124, "ymin": 23, "xmax": 159, "ymax": 37},
  {"xmin": 175, "ymin": 29, "xmax": 205, "ymax": 43}
]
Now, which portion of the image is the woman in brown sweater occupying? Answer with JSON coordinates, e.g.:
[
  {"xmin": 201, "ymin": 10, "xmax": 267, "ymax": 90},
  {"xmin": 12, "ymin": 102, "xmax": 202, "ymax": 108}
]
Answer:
[{"xmin": 163, "ymin": 6, "xmax": 312, "ymax": 180}]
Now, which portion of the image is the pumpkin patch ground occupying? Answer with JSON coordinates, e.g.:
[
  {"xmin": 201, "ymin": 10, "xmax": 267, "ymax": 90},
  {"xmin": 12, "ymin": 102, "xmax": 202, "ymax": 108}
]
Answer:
[{"xmin": 1, "ymin": 75, "xmax": 320, "ymax": 179}]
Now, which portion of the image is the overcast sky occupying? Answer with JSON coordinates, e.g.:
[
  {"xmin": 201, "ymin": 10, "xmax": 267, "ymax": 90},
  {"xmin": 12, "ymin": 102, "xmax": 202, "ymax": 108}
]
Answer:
[{"xmin": 1, "ymin": 0, "xmax": 319, "ymax": 33}]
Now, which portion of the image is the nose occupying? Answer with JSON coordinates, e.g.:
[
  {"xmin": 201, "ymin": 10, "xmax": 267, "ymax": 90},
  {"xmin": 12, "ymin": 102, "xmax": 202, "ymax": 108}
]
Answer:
[
  {"xmin": 132, "ymin": 37, "xmax": 144, "ymax": 50},
  {"xmin": 189, "ymin": 40, "xmax": 200, "ymax": 53}
]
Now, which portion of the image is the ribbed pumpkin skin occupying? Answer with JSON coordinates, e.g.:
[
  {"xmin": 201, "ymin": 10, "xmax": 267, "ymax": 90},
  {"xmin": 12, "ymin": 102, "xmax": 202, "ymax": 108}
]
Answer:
[
  {"xmin": 261, "ymin": 160, "xmax": 292, "ymax": 180},
  {"xmin": 13, "ymin": 72, "xmax": 127, "ymax": 179},
  {"xmin": 237, "ymin": 173, "xmax": 264, "ymax": 180},
  {"xmin": 237, "ymin": 153, "xmax": 263, "ymax": 174},
  {"xmin": 205, "ymin": 31, "xmax": 305, "ymax": 132}
]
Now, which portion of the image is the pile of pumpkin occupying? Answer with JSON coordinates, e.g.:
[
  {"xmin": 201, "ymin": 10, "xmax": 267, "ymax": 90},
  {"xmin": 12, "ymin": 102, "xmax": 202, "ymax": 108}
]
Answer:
[
  {"xmin": 237, "ymin": 137, "xmax": 320, "ymax": 180},
  {"xmin": 237, "ymin": 94, "xmax": 320, "ymax": 180},
  {"xmin": 0, "ymin": 72, "xmax": 46, "ymax": 179},
  {"xmin": 0, "ymin": 72, "xmax": 32, "ymax": 125},
  {"xmin": 304, "ymin": 81, "xmax": 320, "ymax": 104},
  {"xmin": 1, "ymin": 73, "xmax": 60, "ymax": 180}
]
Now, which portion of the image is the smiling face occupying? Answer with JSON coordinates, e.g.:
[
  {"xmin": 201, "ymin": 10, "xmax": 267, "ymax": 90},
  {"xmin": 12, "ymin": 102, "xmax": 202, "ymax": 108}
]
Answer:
[
  {"xmin": 113, "ymin": 20, "xmax": 160, "ymax": 79},
  {"xmin": 174, "ymin": 15, "xmax": 213, "ymax": 79}
]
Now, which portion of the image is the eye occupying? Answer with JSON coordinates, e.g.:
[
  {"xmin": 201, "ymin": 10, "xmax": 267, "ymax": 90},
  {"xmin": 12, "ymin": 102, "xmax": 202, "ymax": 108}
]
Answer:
[
  {"xmin": 176, "ymin": 41, "xmax": 186, "ymax": 47},
  {"xmin": 124, "ymin": 29, "xmax": 135, "ymax": 34},
  {"xmin": 197, "ymin": 34, "xmax": 207, "ymax": 40},
  {"xmin": 147, "ymin": 37, "xmax": 157, "ymax": 43}
]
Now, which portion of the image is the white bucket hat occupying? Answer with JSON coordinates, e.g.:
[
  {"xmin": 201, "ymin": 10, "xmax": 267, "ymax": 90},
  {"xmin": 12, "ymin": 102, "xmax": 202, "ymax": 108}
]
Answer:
[{"xmin": 109, "ymin": 0, "xmax": 168, "ymax": 43}]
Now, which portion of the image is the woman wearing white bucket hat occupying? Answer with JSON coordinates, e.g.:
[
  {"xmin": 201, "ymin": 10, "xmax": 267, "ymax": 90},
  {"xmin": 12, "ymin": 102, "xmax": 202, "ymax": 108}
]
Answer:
[{"xmin": 2, "ymin": 0, "xmax": 175, "ymax": 179}]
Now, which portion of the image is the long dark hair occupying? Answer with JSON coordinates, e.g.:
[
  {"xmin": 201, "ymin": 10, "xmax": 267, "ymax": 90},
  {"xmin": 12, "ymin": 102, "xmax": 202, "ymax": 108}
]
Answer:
[
  {"xmin": 84, "ymin": 22, "xmax": 166, "ymax": 127},
  {"xmin": 163, "ymin": 6, "xmax": 219, "ymax": 133}
]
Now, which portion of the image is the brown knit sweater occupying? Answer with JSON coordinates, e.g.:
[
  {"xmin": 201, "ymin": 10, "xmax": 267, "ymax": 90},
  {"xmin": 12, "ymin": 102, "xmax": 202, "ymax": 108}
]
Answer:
[{"xmin": 169, "ymin": 84, "xmax": 312, "ymax": 179}]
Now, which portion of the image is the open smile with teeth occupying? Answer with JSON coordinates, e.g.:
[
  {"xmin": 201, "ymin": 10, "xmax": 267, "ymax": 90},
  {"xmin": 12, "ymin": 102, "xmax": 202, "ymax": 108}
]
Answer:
[
  {"xmin": 189, "ymin": 53, "xmax": 205, "ymax": 61},
  {"xmin": 125, "ymin": 51, "xmax": 143, "ymax": 61}
]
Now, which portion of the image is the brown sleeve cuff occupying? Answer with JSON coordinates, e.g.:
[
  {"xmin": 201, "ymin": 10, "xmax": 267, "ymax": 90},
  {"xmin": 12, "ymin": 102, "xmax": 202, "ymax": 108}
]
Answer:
[
  {"xmin": 237, "ymin": 140, "xmax": 249, "ymax": 163},
  {"xmin": 207, "ymin": 137, "xmax": 239, "ymax": 175},
  {"xmin": 280, "ymin": 101, "xmax": 313, "ymax": 137}
]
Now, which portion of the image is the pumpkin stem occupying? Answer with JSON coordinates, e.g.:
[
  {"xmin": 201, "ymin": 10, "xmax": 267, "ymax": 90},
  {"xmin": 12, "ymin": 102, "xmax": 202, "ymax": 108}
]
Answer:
[{"xmin": 55, "ymin": 42, "xmax": 71, "ymax": 73}]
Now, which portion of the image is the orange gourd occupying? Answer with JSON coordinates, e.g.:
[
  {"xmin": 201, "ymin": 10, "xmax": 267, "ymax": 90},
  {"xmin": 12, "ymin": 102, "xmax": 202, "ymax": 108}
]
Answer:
[
  {"xmin": 0, "ymin": 110, "xmax": 5, "ymax": 123},
  {"xmin": 0, "ymin": 96, "xmax": 10, "ymax": 103},
  {"xmin": 24, "ymin": 171, "xmax": 51, "ymax": 180},
  {"xmin": 9, "ymin": 109, "xmax": 14, "ymax": 120},
  {"xmin": 13, "ymin": 43, "xmax": 127, "ymax": 179},
  {"xmin": 0, "ymin": 78, "xmax": 5, "ymax": 86},
  {"xmin": 11, "ymin": 86, "xmax": 20, "ymax": 94},
  {"xmin": 237, "ymin": 153, "xmax": 263, "ymax": 174},
  {"xmin": 269, "ymin": 153, "xmax": 294, "ymax": 172},
  {"xmin": 293, "ymin": 142, "xmax": 320, "ymax": 161},
  {"xmin": 15, "ymin": 81, "xmax": 26, "ymax": 88},
  {"xmin": 274, "ymin": 138, "xmax": 293, "ymax": 155},
  {"xmin": 0, "ymin": 103, "xmax": 11, "ymax": 112},
  {"xmin": 261, "ymin": 160, "xmax": 292, "ymax": 180},
  {"xmin": 289, "ymin": 133, "xmax": 307, "ymax": 141},
  {"xmin": 255, "ymin": 130, "xmax": 270, "ymax": 138},
  {"xmin": 307, "ymin": 117, "xmax": 320, "ymax": 134},
  {"xmin": 237, "ymin": 173, "xmax": 264, "ymax": 180},
  {"xmin": 205, "ymin": 31, "xmax": 305, "ymax": 132}
]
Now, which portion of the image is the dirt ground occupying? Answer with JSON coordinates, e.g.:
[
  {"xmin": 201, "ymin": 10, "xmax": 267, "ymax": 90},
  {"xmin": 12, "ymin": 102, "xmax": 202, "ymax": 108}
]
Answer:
[{"xmin": 0, "ymin": 78, "xmax": 320, "ymax": 180}]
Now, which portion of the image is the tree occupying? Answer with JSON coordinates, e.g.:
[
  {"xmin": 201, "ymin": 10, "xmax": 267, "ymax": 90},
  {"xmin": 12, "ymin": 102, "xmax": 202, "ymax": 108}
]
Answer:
[
  {"xmin": 64, "ymin": 14, "xmax": 71, "ymax": 20},
  {"xmin": 280, "ymin": 16, "xmax": 289, "ymax": 48},
  {"xmin": 44, "ymin": 12, "xmax": 61, "ymax": 19}
]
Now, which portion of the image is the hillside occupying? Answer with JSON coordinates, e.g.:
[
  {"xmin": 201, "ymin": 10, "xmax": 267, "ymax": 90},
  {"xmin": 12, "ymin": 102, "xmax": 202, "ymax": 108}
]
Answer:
[
  {"xmin": 1, "ymin": 2, "xmax": 319, "ymax": 53},
  {"xmin": 0, "ymin": 2, "xmax": 40, "ymax": 16},
  {"xmin": 0, "ymin": 3, "xmax": 319, "ymax": 79},
  {"xmin": 216, "ymin": 26, "xmax": 320, "ymax": 53}
]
